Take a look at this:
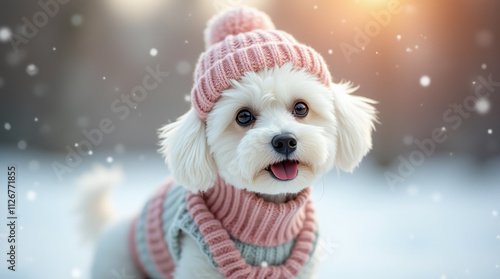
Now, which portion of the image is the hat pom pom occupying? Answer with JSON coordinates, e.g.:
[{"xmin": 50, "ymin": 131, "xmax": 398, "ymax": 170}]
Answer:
[{"xmin": 204, "ymin": 6, "xmax": 275, "ymax": 48}]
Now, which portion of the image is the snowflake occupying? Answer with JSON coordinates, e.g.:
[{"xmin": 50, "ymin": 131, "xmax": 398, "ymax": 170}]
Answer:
[
  {"xmin": 27, "ymin": 190, "xmax": 37, "ymax": 201},
  {"xmin": 71, "ymin": 14, "xmax": 84, "ymax": 26},
  {"xmin": 419, "ymin": 75, "xmax": 431, "ymax": 87},
  {"xmin": 71, "ymin": 268, "xmax": 82, "ymax": 278},
  {"xmin": 26, "ymin": 64, "xmax": 38, "ymax": 76},
  {"xmin": 149, "ymin": 48, "xmax": 158, "ymax": 57},
  {"xmin": 18, "ymin": 140, "xmax": 27, "ymax": 150},
  {"xmin": 0, "ymin": 26, "xmax": 12, "ymax": 43},
  {"xmin": 475, "ymin": 97, "xmax": 490, "ymax": 114}
]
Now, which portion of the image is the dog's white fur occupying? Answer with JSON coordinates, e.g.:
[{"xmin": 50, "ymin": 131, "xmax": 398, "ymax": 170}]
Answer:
[{"xmin": 90, "ymin": 63, "xmax": 376, "ymax": 278}]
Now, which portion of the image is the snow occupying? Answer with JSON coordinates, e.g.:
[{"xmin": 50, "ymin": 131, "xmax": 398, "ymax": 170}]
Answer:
[
  {"xmin": 176, "ymin": 60, "xmax": 191, "ymax": 75},
  {"xmin": 26, "ymin": 64, "xmax": 39, "ymax": 76},
  {"xmin": 17, "ymin": 140, "xmax": 27, "ymax": 150},
  {"xmin": 0, "ymin": 26, "xmax": 11, "ymax": 43},
  {"xmin": 403, "ymin": 135, "xmax": 413, "ymax": 145},
  {"xmin": 4, "ymin": 122, "xmax": 11, "ymax": 130},
  {"xmin": 71, "ymin": 268, "xmax": 82, "ymax": 278},
  {"xmin": 71, "ymin": 14, "xmax": 84, "ymax": 27},
  {"xmin": 114, "ymin": 143, "xmax": 125, "ymax": 154},
  {"xmin": 149, "ymin": 48, "xmax": 158, "ymax": 57},
  {"xmin": 482, "ymin": 63, "xmax": 488, "ymax": 70},
  {"xmin": 0, "ymin": 148, "xmax": 499, "ymax": 279},
  {"xmin": 475, "ymin": 97, "xmax": 490, "ymax": 114},
  {"xmin": 396, "ymin": 34, "xmax": 401, "ymax": 41},
  {"xmin": 27, "ymin": 190, "xmax": 37, "ymax": 201},
  {"xmin": 488, "ymin": 129, "xmax": 493, "ymax": 135},
  {"xmin": 419, "ymin": 75, "xmax": 431, "ymax": 87},
  {"xmin": 106, "ymin": 156, "xmax": 114, "ymax": 163}
]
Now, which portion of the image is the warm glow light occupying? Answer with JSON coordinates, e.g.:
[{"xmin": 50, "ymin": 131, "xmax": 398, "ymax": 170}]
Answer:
[{"xmin": 107, "ymin": 0, "xmax": 166, "ymax": 20}]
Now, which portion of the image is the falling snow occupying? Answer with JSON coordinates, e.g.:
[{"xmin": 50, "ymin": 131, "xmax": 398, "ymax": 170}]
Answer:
[
  {"xmin": 403, "ymin": 136, "xmax": 413, "ymax": 145},
  {"xmin": 150, "ymin": 48, "xmax": 158, "ymax": 57},
  {"xmin": 4, "ymin": 122, "xmax": 11, "ymax": 130},
  {"xmin": 26, "ymin": 64, "xmax": 39, "ymax": 76},
  {"xmin": 71, "ymin": 268, "xmax": 82, "ymax": 278},
  {"xmin": 0, "ymin": 26, "xmax": 12, "ymax": 43},
  {"xmin": 475, "ymin": 97, "xmax": 490, "ymax": 114},
  {"xmin": 488, "ymin": 129, "xmax": 492, "ymax": 134},
  {"xmin": 493, "ymin": 210, "xmax": 498, "ymax": 217},
  {"xmin": 102, "ymin": 76, "xmax": 107, "ymax": 80},
  {"xmin": 17, "ymin": 140, "xmax": 27, "ymax": 150},
  {"xmin": 184, "ymin": 94, "xmax": 191, "ymax": 102},
  {"xmin": 88, "ymin": 150, "xmax": 93, "ymax": 155},
  {"xmin": 176, "ymin": 60, "xmax": 191, "ymax": 75},
  {"xmin": 476, "ymin": 30, "xmax": 493, "ymax": 48},
  {"xmin": 106, "ymin": 156, "xmax": 113, "ymax": 163},
  {"xmin": 27, "ymin": 190, "xmax": 37, "ymax": 201},
  {"xmin": 481, "ymin": 63, "xmax": 487, "ymax": 70},
  {"xmin": 420, "ymin": 75, "xmax": 431, "ymax": 87},
  {"xmin": 114, "ymin": 143, "xmax": 125, "ymax": 154},
  {"xmin": 328, "ymin": 49, "xmax": 333, "ymax": 55},
  {"xmin": 396, "ymin": 34, "xmax": 401, "ymax": 41},
  {"xmin": 71, "ymin": 14, "xmax": 84, "ymax": 27},
  {"xmin": 431, "ymin": 192, "xmax": 442, "ymax": 202},
  {"xmin": 406, "ymin": 185, "xmax": 419, "ymax": 196},
  {"xmin": 29, "ymin": 160, "xmax": 40, "ymax": 171}
]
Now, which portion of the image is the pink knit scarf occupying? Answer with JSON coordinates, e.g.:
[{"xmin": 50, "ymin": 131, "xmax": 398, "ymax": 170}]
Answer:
[{"xmin": 187, "ymin": 177, "xmax": 316, "ymax": 278}]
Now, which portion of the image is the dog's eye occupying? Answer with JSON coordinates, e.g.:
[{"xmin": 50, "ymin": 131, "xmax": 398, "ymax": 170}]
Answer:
[
  {"xmin": 293, "ymin": 102, "xmax": 309, "ymax": 117},
  {"xmin": 236, "ymin": 109, "xmax": 255, "ymax": 126}
]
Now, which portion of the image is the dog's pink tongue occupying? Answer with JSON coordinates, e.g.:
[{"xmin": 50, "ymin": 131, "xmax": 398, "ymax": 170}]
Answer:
[{"xmin": 270, "ymin": 160, "xmax": 298, "ymax": 180}]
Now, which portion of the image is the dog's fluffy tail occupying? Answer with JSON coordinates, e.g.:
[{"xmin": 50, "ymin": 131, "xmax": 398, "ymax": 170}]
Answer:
[{"xmin": 75, "ymin": 164, "xmax": 123, "ymax": 244}]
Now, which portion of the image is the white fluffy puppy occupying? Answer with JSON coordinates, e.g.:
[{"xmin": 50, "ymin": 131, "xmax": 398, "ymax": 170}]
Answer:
[
  {"xmin": 89, "ymin": 7, "xmax": 377, "ymax": 279},
  {"xmin": 91, "ymin": 63, "xmax": 376, "ymax": 279}
]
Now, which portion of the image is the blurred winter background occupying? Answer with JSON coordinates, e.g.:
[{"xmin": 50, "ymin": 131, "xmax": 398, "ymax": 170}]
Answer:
[{"xmin": 0, "ymin": 0, "xmax": 499, "ymax": 278}]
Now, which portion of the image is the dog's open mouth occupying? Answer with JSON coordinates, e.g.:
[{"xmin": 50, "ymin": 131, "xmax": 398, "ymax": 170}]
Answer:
[{"xmin": 266, "ymin": 160, "xmax": 299, "ymax": 181}]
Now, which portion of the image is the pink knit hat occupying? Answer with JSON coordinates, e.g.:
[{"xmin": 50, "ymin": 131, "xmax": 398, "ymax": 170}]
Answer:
[{"xmin": 192, "ymin": 6, "xmax": 332, "ymax": 121}]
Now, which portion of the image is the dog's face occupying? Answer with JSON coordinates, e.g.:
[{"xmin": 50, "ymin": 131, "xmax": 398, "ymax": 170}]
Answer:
[{"xmin": 159, "ymin": 63, "xmax": 376, "ymax": 196}]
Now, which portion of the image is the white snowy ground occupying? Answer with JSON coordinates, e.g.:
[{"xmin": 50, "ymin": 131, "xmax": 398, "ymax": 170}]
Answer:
[{"xmin": 0, "ymin": 147, "xmax": 499, "ymax": 279}]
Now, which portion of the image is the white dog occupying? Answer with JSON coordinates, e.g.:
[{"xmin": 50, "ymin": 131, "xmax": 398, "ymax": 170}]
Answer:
[{"xmin": 88, "ymin": 7, "xmax": 376, "ymax": 279}]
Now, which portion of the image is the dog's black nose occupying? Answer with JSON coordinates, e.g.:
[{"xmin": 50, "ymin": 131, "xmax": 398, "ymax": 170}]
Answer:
[{"xmin": 272, "ymin": 134, "xmax": 297, "ymax": 155}]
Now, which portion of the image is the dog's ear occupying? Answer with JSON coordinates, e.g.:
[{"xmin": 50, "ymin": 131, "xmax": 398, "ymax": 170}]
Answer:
[
  {"xmin": 159, "ymin": 108, "xmax": 217, "ymax": 192},
  {"xmin": 331, "ymin": 83, "xmax": 377, "ymax": 172}
]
